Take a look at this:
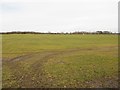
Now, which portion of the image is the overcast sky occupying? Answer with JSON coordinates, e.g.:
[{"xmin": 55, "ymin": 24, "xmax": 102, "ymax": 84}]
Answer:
[{"xmin": 0, "ymin": 0, "xmax": 119, "ymax": 32}]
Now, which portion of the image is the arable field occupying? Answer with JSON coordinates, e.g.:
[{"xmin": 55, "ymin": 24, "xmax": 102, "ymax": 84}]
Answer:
[{"xmin": 2, "ymin": 34, "xmax": 118, "ymax": 88}]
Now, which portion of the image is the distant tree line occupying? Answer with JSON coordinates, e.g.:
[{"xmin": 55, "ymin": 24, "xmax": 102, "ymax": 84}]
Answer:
[{"xmin": 0, "ymin": 31, "xmax": 119, "ymax": 34}]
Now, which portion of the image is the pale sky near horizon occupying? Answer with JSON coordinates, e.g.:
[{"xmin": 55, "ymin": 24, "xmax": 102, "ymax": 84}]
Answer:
[{"xmin": 0, "ymin": 0, "xmax": 119, "ymax": 32}]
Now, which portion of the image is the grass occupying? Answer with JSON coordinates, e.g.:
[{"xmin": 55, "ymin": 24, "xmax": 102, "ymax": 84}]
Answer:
[{"xmin": 2, "ymin": 34, "xmax": 118, "ymax": 88}]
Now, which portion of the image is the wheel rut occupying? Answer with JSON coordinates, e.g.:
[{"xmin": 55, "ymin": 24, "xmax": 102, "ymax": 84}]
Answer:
[{"xmin": 3, "ymin": 51, "xmax": 62, "ymax": 88}]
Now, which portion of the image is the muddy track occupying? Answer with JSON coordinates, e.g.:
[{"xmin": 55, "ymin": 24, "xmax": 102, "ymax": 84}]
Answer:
[
  {"xmin": 2, "ymin": 46, "xmax": 118, "ymax": 88},
  {"xmin": 3, "ymin": 51, "xmax": 63, "ymax": 88}
]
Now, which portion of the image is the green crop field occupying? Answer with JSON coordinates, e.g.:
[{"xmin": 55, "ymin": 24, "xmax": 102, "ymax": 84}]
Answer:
[{"xmin": 2, "ymin": 34, "xmax": 118, "ymax": 88}]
